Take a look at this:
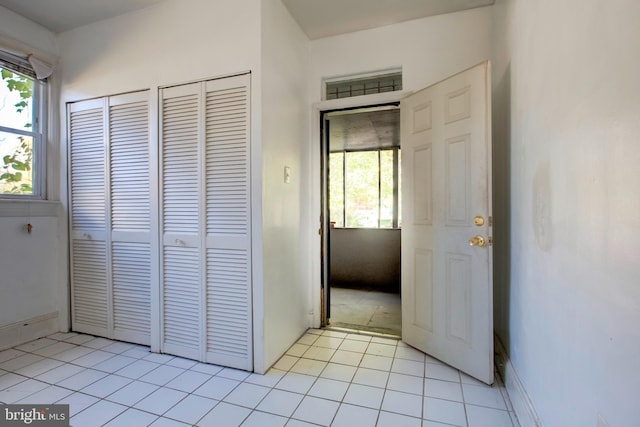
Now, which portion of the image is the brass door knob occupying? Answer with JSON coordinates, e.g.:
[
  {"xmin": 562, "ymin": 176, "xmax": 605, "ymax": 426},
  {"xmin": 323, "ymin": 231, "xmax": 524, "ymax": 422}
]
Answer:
[{"xmin": 468, "ymin": 235, "xmax": 486, "ymax": 247}]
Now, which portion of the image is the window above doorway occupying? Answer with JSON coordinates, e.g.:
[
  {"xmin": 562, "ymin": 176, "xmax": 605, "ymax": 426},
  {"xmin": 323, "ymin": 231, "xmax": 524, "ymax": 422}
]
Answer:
[{"xmin": 325, "ymin": 71, "xmax": 402, "ymax": 100}]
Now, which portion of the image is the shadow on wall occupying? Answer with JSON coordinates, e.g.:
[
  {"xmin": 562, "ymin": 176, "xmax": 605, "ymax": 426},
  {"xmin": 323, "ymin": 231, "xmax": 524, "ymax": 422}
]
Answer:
[
  {"xmin": 493, "ymin": 63, "xmax": 512, "ymax": 351},
  {"xmin": 330, "ymin": 228, "xmax": 401, "ymax": 294}
]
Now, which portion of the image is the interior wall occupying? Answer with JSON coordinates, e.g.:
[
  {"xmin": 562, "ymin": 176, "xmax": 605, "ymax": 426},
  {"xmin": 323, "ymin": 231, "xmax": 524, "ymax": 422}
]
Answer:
[
  {"xmin": 307, "ymin": 7, "xmax": 493, "ymax": 327},
  {"xmin": 258, "ymin": 0, "xmax": 310, "ymax": 373},
  {"xmin": 0, "ymin": 7, "xmax": 64, "ymax": 342},
  {"xmin": 491, "ymin": 0, "xmax": 640, "ymax": 425},
  {"xmin": 330, "ymin": 229, "xmax": 400, "ymax": 293}
]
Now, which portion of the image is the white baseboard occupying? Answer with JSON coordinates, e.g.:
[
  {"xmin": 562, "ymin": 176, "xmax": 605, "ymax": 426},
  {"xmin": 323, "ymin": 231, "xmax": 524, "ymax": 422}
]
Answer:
[
  {"xmin": 0, "ymin": 312, "xmax": 60, "ymax": 351},
  {"xmin": 495, "ymin": 336, "xmax": 543, "ymax": 427}
]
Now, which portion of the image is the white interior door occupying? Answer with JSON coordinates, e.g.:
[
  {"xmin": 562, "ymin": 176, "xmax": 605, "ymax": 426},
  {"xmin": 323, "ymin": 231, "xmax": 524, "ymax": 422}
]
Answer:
[{"xmin": 401, "ymin": 61, "xmax": 493, "ymax": 384}]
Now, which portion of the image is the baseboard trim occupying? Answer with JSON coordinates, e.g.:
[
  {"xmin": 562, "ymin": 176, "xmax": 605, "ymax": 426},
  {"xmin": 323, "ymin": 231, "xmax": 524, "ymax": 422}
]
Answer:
[
  {"xmin": 0, "ymin": 312, "xmax": 59, "ymax": 351},
  {"xmin": 495, "ymin": 336, "xmax": 543, "ymax": 427}
]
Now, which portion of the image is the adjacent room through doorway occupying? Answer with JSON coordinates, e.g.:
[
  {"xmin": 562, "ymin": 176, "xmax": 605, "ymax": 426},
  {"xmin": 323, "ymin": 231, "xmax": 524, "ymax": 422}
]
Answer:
[{"xmin": 322, "ymin": 105, "xmax": 402, "ymax": 336}]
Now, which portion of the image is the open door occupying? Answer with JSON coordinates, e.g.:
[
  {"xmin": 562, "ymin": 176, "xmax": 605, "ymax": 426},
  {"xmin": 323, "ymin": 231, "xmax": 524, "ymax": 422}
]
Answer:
[{"xmin": 401, "ymin": 62, "xmax": 493, "ymax": 384}]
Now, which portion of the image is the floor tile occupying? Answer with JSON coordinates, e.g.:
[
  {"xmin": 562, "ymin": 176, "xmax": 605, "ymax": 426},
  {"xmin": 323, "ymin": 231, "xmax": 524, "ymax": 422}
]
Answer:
[
  {"xmin": 0, "ymin": 372, "xmax": 29, "ymax": 390},
  {"xmin": 149, "ymin": 418, "xmax": 191, "ymax": 427},
  {"xmin": 72, "ymin": 350, "xmax": 116, "ymax": 368},
  {"xmin": 462, "ymin": 383, "xmax": 507, "ymax": 410},
  {"xmin": 273, "ymin": 355, "xmax": 299, "ymax": 371},
  {"xmin": 377, "ymin": 410, "xmax": 422, "ymax": 427},
  {"xmin": 81, "ymin": 374, "xmax": 132, "ymax": 398},
  {"xmin": 193, "ymin": 376, "xmax": 240, "ymax": 400},
  {"xmin": 116, "ymin": 359, "xmax": 161, "ymax": 379},
  {"xmin": 164, "ymin": 394, "xmax": 218, "ymax": 425},
  {"xmin": 292, "ymin": 395, "xmax": 340, "ymax": 426},
  {"xmin": 345, "ymin": 333, "xmax": 372, "ymax": 343},
  {"xmin": 48, "ymin": 332, "xmax": 77, "ymax": 341},
  {"xmin": 32, "ymin": 342, "xmax": 77, "ymax": 357},
  {"xmin": 366, "ymin": 343, "xmax": 397, "ymax": 357},
  {"xmin": 423, "ymin": 396, "xmax": 467, "ymax": 426},
  {"xmin": 104, "ymin": 408, "xmax": 158, "ymax": 426},
  {"xmin": 296, "ymin": 333, "xmax": 320, "ymax": 346},
  {"xmin": 166, "ymin": 357, "xmax": 197, "ymax": 370},
  {"xmin": 15, "ymin": 358, "xmax": 64, "ymax": 377},
  {"xmin": 190, "ymin": 362, "xmax": 223, "ymax": 376},
  {"xmin": 144, "ymin": 353, "xmax": 176, "ymax": 364},
  {"xmin": 165, "ymin": 370, "xmax": 212, "ymax": 393},
  {"xmin": 394, "ymin": 346, "xmax": 426, "ymax": 362},
  {"xmin": 360, "ymin": 354, "xmax": 393, "ymax": 371},
  {"xmin": 92, "ymin": 355, "xmax": 137, "ymax": 373},
  {"xmin": 286, "ymin": 343, "xmax": 310, "ymax": 357},
  {"xmin": 106, "ymin": 380, "xmax": 159, "ymax": 406},
  {"xmin": 199, "ymin": 402, "xmax": 250, "ymax": 426},
  {"xmin": 16, "ymin": 385, "xmax": 73, "ymax": 404},
  {"xmin": 101, "ymin": 342, "xmax": 137, "ymax": 354},
  {"xmin": 332, "ymin": 403, "xmax": 379, "ymax": 427},
  {"xmin": 319, "ymin": 363, "xmax": 357, "ymax": 382},
  {"xmin": 256, "ymin": 389, "xmax": 304, "ymax": 417},
  {"xmin": 65, "ymin": 334, "xmax": 96, "ymax": 345},
  {"xmin": 352, "ymin": 367, "xmax": 390, "ymax": 388},
  {"xmin": 290, "ymin": 358, "xmax": 327, "ymax": 376},
  {"xmin": 139, "ymin": 365, "xmax": 185, "ymax": 386},
  {"xmin": 275, "ymin": 371, "xmax": 316, "ymax": 394},
  {"xmin": 313, "ymin": 336, "xmax": 343, "ymax": 349},
  {"xmin": 0, "ymin": 353, "xmax": 44, "ymax": 371},
  {"xmin": 121, "ymin": 347, "xmax": 152, "ymax": 360},
  {"xmin": 244, "ymin": 369, "xmax": 285, "ymax": 388},
  {"xmin": 426, "ymin": 363, "xmax": 461, "ymax": 383},
  {"xmin": 16, "ymin": 338, "xmax": 57, "ymax": 352},
  {"xmin": 391, "ymin": 358, "xmax": 424, "ymax": 377},
  {"xmin": 424, "ymin": 378, "xmax": 463, "ymax": 402},
  {"xmin": 307, "ymin": 329, "xmax": 324, "ymax": 335},
  {"xmin": 387, "ymin": 372, "xmax": 423, "ymax": 395},
  {"xmin": 301, "ymin": 345, "xmax": 336, "ymax": 361},
  {"xmin": 1, "ymin": 379, "xmax": 48, "ymax": 403},
  {"xmin": 223, "ymin": 382, "xmax": 270, "ymax": 409},
  {"xmin": 322, "ymin": 330, "xmax": 348, "ymax": 339},
  {"xmin": 55, "ymin": 392, "xmax": 99, "ymax": 416},
  {"xmin": 218, "ymin": 367, "xmax": 251, "ymax": 381},
  {"xmin": 51, "ymin": 346, "xmax": 95, "ymax": 362},
  {"xmin": 338, "ymin": 339, "xmax": 369, "ymax": 353},
  {"xmin": 307, "ymin": 377, "xmax": 349, "ymax": 401},
  {"xmin": 71, "ymin": 400, "xmax": 127, "ymax": 427},
  {"xmin": 370, "ymin": 337, "xmax": 398, "ymax": 346},
  {"xmin": 134, "ymin": 387, "xmax": 187, "ymax": 415},
  {"xmin": 330, "ymin": 349, "xmax": 363, "ymax": 366},
  {"xmin": 466, "ymin": 404, "xmax": 513, "ymax": 427},
  {"xmin": 35, "ymin": 363, "xmax": 85, "ymax": 384},
  {"xmin": 381, "ymin": 389, "xmax": 423, "ymax": 418},
  {"xmin": 83, "ymin": 337, "xmax": 115, "ymax": 349},
  {"xmin": 241, "ymin": 410, "xmax": 288, "ymax": 427},
  {"xmin": 343, "ymin": 383, "xmax": 385, "ymax": 409},
  {"xmin": 57, "ymin": 369, "xmax": 107, "ymax": 391},
  {"xmin": 0, "ymin": 349, "xmax": 25, "ymax": 364},
  {"xmin": 285, "ymin": 420, "xmax": 318, "ymax": 427}
]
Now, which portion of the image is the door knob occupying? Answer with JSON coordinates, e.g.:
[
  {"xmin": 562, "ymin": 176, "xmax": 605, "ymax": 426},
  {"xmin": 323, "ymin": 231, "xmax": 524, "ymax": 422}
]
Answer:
[{"xmin": 468, "ymin": 235, "xmax": 486, "ymax": 247}]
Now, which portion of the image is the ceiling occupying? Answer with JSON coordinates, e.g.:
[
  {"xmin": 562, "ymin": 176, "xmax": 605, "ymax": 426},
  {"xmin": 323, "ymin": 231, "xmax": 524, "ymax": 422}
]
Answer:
[{"xmin": 0, "ymin": 0, "xmax": 494, "ymax": 37}]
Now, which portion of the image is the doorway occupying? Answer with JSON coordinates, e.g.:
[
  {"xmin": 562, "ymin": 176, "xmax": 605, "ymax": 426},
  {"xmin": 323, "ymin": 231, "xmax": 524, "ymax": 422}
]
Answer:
[{"xmin": 321, "ymin": 104, "xmax": 402, "ymax": 336}]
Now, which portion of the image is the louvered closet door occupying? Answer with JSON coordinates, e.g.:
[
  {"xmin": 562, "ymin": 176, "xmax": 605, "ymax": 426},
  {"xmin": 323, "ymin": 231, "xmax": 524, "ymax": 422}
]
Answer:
[
  {"xmin": 160, "ymin": 83, "xmax": 202, "ymax": 360},
  {"xmin": 109, "ymin": 92, "xmax": 152, "ymax": 345},
  {"xmin": 69, "ymin": 99, "xmax": 109, "ymax": 337},
  {"xmin": 204, "ymin": 75, "xmax": 252, "ymax": 370},
  {"xmin": 160, "ymin": 74, "xmax": 252, "ymax": 369},
  {"xmin": 69, "ymin": 92, "xmax": 152, "ymax": 345}
]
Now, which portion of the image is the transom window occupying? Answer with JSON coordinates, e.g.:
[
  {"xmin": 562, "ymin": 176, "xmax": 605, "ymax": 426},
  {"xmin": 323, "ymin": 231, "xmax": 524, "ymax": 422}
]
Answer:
[{"xmin": 0, "ymin": 51, "xmax": 46, "ymax": 198}]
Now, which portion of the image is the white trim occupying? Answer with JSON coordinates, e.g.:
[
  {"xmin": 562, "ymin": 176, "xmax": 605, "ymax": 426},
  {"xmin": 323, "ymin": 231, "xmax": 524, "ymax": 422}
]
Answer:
[
  {"xmin": 495, "ymin": 336, "xmax": 543, "ymax": 427},
  {"xmin": 0, "ymin": 200, "xmax": 60, "ymax": 217},
  {"xmin": 0, "ymin": 312, "xmax": 59, "ymax": 351}
]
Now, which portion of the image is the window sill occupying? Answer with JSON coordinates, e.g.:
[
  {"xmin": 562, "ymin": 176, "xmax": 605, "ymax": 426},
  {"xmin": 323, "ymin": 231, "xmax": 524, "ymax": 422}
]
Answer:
[{"xmin": 0, "ymin": 199, "xmax": 61, "ymax": 217}]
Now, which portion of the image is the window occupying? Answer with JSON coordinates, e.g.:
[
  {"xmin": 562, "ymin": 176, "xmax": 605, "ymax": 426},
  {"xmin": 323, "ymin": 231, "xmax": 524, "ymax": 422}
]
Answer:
[
  {"xmin": 329, "ymin": 148, "xmax": 401, "ymax": 228},
  {"xmin": 325, "ymin": 72, "xmax": 402, "ymax": 100},
  {"xmin": 0, "ymin": 51, "xmax": 45, "ymax": 197}
]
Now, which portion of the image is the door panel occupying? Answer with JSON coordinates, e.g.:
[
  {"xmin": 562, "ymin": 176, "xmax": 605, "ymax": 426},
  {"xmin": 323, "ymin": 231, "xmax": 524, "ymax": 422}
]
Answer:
[{"xmin": 401, "ymin": 61, "xmax": 493, "ymax": 384}]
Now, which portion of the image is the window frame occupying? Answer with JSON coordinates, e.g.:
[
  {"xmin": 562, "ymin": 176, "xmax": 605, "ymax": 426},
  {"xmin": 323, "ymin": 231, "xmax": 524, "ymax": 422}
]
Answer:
[
  {"xmin": 329, "ymin": 146, "xmax": 401, "ymax": 229},
  {"xmin": 0, "ymin": 53, "xmax": 47, "ymax": 200}
]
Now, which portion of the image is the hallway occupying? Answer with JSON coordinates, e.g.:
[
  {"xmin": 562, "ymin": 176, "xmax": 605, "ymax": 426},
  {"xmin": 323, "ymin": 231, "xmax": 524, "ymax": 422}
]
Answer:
[{"xmin": 0, "ymin": 330, "xmax": 517, "ymax": 426}]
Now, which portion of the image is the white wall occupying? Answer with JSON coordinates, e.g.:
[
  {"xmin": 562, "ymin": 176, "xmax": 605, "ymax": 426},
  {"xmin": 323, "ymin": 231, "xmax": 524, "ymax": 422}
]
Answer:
[
  {"xmin": 492, "ymin": 0, "xmax": 640, "ymax": 425},
  {"xmin": 0, "ymin": 7, "xmax": 64, "ymax": 345},
  {"xmin": 258, "ymin": 0, "xmax": 310, "ymax": 373}
]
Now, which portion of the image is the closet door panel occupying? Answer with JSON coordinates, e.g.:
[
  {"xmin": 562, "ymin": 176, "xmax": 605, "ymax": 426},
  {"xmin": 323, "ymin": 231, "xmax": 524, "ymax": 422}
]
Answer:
[
  {"xmin": 68, "ymin": 100, "xmax": 109, "ymax": 337},
  {"xmin": 204, "ymin": 75, "xmax": 252, "ymax": 370},
  {"xmin": 109, "ymin": 92, "xmax": 151, "ymax": 345},
  {"xmin": 160, "ymin": 83, "xmax": 203, "ymax": 359}
]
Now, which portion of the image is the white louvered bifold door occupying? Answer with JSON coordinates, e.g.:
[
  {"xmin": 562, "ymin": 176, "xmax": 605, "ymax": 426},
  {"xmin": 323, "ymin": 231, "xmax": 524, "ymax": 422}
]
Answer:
[
  {"xmin": 204, "ymin": 75, "xmax": 252, "ymax": 370},
  {"xmin": 160, "ymin": 74, "xmax": 252, "ymax": 369},
  {"xmin": 68, "ymin": 91, "xmax": 152, "ymax": 346},
  {"xmin": 160, "ymin": 83, "xmax": 202, "ymax": 360},
  {"xmin": 108, "ymin": 92, "xmax": 152, "ymax": 345},
  {"xmin": 69, "ymin": 99, "xmax": 109, "ymax": 337}
]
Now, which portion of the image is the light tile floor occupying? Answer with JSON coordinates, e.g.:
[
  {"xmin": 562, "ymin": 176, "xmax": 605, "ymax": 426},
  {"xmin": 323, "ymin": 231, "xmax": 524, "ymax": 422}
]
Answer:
[
  {"xmin": 329, "ymin": 288, "xmax": 401, "ymax": 336},
  {"xmin": 0, "ymin": 330, "xmax": 519, "ymax": 427}
]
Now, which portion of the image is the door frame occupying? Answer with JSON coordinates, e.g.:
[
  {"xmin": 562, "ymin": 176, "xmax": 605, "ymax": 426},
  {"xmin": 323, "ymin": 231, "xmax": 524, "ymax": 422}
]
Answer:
[{"xmin": 310, "ymin": 91, "xmax": 412, "ymax": 329}]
